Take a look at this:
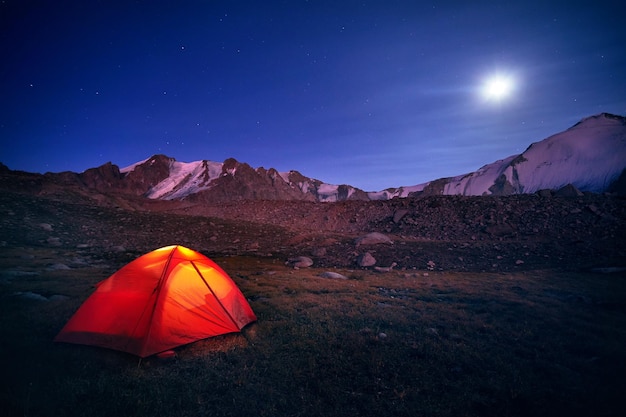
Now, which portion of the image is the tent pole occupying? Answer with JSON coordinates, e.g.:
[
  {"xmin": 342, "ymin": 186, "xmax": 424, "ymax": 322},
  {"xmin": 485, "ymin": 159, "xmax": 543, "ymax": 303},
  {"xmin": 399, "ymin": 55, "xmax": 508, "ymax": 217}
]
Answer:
[
  {"xmin": 190, "ymin": 261, "xmax": 241, "ymax": 330},
  {"xmin": 135, "ymin": 246, "xmax": 179, "ymax": 357}
]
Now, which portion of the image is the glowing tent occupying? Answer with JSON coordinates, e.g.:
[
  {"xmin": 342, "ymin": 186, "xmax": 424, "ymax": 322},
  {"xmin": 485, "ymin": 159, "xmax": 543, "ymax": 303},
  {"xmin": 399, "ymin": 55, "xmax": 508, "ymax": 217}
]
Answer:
[{"xmin": 55, "ymin": 245, "xmax": 256, "ymax": 357}]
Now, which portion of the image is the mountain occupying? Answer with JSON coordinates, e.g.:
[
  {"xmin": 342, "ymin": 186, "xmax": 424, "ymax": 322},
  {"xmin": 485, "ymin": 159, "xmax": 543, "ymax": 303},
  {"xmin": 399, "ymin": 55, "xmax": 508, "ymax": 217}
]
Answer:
[
  {"xmin": 117, "ymin": 155, "xmax": 371, "ymax": 202},
  {"xmin": 1, "ymin": 113, "xmax": 625, "ymax": 201},
  {"xmin": 116, "ymin": 113, "xmax": 626, "ymax": 200},
  {"xmin": 419, "ymin": 113, "xmax": 626, "ymax": 196}
]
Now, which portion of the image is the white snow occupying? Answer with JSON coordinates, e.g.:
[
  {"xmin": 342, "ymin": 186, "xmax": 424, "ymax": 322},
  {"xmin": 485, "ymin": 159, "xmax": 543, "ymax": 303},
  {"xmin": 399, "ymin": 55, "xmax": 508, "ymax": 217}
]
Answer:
[
  {"xmin": 316, "ymin": 183, "xmax": 339, "ymax": 202},
  {"xmin": 277, "ymin": 171, "xmax": 291, "ymax": 183},
  {"xmin": 439, "ymin": 114, "xmax": 626, "ymax": 195},
  {"xmin": 145, "ymin": 160, "xmax": 224, "ymax": 200},
  {"xmin": 367, "ymin": 184, "xmax": 426, "ymax": 200},
  {"xmin": 279, "ymin": 171, "xmax": 357, "ymax": 201},
  {"xmin": 120, "ymin": 157, "xmax": 150, "ymax": 174},
  {"xmin": 298, "ymin": 181, "xmax": 311, "ymax": 194},
  {"xmin": 442, "ymin": 155, "xmax": 518, "ymax": 195},
  {"xmin": 118, "ymin": 114, "xmax": 625, "ymax": 201}
]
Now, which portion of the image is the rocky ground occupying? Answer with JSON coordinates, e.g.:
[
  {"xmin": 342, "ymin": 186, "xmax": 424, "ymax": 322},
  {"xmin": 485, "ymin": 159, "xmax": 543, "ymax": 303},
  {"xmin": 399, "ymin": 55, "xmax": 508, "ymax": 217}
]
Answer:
[
  {"xmin": 1, "ymin": 188, "xmax": 624, "ymax": 273},
  {"xmin": 1, "ymin": 188, "xmax": 626, "ymax": 417}
]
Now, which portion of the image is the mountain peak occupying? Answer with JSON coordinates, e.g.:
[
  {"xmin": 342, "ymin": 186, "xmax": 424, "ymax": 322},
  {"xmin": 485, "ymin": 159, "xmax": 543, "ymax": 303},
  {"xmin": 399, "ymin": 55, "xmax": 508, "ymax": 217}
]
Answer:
[
  {"xmin": 437, "ymin": 112, "xmax": 626, "ymax": 196},
  {"xmin": 1, "ymin": 114, "xmax": 624, "ymax": 201},
  {"xmin": 570, "ymin": 112, "xmax": 626, "ymax": 129}
]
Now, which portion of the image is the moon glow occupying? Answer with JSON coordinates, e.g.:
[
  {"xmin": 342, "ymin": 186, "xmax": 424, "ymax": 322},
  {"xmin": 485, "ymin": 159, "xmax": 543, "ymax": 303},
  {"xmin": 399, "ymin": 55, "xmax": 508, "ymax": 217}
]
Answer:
[{"xmin": 481, "ymin": 74, "xmax": 515, "ymax": 101}]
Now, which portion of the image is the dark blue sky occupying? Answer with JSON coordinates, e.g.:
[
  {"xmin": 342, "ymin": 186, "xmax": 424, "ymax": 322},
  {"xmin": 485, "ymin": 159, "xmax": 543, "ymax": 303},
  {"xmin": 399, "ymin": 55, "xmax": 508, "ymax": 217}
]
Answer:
[{"xmin": 2, "ymin": 0, "xmax": 625, "ymax": 190}]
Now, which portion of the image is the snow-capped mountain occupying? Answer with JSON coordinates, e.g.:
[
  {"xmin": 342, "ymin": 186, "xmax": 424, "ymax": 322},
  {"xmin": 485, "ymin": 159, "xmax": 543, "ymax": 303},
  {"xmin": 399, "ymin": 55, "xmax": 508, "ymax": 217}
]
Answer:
[
  {"xmin": 1, "ymin": 113, "xmax": 624, "ymax": 201},
  {"xmin": 120, "ymin": 157, "xmax": 224, "ymax": 200},
  {"xmin": 117, "ymin": 154, "xmax": 428, "ymax": 202},
  {"xmin": 117, "ymin": 155, "xmax": 370, "ymax": 202},
  {"xmin": 116, "ymin": 113, "xmax": 623, "ymax": 201},
  {"xmin": 419, "ymin": 113, "xmax": 626, "ymax": 196}
]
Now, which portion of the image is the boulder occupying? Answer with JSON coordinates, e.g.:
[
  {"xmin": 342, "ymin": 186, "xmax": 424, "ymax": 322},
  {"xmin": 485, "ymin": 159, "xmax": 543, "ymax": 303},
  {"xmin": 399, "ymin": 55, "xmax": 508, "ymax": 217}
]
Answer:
[
  {"xmin": 38, "ymin": 223, "xmax": 53, "ymax": 231},
  {"xmin": 311, "ymin": 247, "xmax": 327, "ymax": 257},
  {"xmin": 555, "ymin": 184, "xmax": 583, "ymax": 197},
  {"xmin": 393, "ymin": 209, "xmax": 409, "ymax": 224},
  {"xmin": 355, "ymin": 232, "xmax": 393, "ymax": 246},
  {"xmin": 286, "ymin": 256, "xmax": 313, "ymax": 268},
  {"xmin": 357, "ymin": 252, "xmax": 376, "ymax": 267},
  {"xmin": 319, "ymin": 271, "xmax": 348, "ymax": 279},
  {"xmin": 536, "ymin": 189, "xmax": 553, "ymax": 197},
  {"xmin": 374, "ymin": 262, "xmax": 397, "ymax": 273}
]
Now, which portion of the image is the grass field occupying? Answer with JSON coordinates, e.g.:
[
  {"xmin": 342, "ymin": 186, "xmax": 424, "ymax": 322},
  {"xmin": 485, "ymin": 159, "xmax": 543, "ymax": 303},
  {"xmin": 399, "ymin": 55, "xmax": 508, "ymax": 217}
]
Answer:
[{"xmin": 1, "ymin": 247, "xmax": 625, "ymax": 417}]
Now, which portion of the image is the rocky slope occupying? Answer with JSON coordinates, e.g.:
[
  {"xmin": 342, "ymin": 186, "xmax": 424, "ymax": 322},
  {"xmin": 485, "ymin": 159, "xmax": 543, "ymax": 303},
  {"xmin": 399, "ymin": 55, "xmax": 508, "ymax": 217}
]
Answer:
[
  {"xmin": 1, "ymin": 113, "xmax": 625, "ymax": 274},
  {"xmin": 1, "ymin": 184, "xmax": 624, "ymax": 273}
]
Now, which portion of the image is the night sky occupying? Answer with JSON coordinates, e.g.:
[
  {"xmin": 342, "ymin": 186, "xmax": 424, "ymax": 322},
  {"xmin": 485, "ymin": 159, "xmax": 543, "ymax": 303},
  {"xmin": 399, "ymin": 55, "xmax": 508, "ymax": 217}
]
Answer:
[{"xmin": 2, "ymin": 0, "xmax": 625, "ymax": 191}]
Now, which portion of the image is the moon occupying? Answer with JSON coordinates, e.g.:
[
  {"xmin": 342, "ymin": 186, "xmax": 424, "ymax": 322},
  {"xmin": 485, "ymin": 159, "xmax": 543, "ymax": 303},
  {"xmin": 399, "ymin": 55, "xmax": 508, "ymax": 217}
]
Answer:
[{"xmin": 481, "ymin": 73, "xmax": 515, "ymax": 101}]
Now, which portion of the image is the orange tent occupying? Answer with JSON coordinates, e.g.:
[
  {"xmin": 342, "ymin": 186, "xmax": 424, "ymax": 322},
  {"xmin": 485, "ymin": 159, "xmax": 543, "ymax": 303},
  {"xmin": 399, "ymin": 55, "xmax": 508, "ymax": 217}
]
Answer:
[{"xmin": 55, "ymin": 245, "xmax": 256, "ymax": 357}]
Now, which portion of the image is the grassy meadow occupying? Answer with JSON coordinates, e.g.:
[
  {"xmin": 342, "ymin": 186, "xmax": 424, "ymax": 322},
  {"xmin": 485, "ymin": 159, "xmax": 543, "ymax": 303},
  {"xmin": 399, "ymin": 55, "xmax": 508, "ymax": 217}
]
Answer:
[{"xmin": 1, "ymin": 247, "xmax": 625, "ymax": 417}]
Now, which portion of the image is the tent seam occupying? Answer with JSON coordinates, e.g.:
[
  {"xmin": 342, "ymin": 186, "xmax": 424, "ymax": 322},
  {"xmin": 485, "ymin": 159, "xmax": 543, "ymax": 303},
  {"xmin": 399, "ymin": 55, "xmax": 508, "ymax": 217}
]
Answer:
[
  {"xmin": 190, "ymin": 260, "xmax": 241, "ymax": 330},
  {"xmin": 134, "ymin": 245, "xmax": 179, "ymax": 356}
]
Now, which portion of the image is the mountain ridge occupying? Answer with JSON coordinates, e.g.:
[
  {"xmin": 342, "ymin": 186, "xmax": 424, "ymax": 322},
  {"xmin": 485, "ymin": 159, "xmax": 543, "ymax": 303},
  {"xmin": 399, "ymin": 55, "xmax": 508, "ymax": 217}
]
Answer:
[
  {"xmin": 430, "ymin": 112, "xmax": 626, "ymax": 196},
  {"xmin": 2, "ymin": 113, "xmax": 625, "ymax": 201}
]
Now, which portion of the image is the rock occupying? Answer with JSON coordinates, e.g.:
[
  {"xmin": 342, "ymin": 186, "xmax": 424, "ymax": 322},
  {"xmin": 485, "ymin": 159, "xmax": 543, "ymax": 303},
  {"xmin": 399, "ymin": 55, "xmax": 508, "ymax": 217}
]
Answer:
[
  {"xmin": 311, "ymin": 247, "xmax": 327, "ymax": 257},
  {"xmin": 0, "ymin": 270, "xmax": 38, "ymax": 283},
  {"xmin": 359, "ymin": 327, "xmax": 373, "ymax": 335},
  {"xmin": 536, "ymin": 189, "xmax": 553, "ymax": 197},
  {"xmin": 374, "ymin": 262, "xmax": 397, "ymax": 273},
  {"xmin": 318, "ymin": 271, "xmax": 348, "ymax": 279},
  {"xmin": 14, "ymin": 291, "xmax": 48, "ymax": 301},
  {"xmin": 393, "ymin": 209, "xmax": 409, "ymax": 224},
  {"xmin": 46, "ymin": 237, "xmax": 62, "ymax": 246},
  {"xmin": 555, "ymin": 183, "xmax": 583, "ymax": 197},
  {"xmin": 587, "ymin": 204, "xmax": 600, "ymax": 215},
  {"xmin": 355, "ymin": 232, "xmax": 393, "ymax": 246},
  {"xmin": 286, "ymin": 256, "xmax": 313, "ymax": 268},
  {"xmin": 38, "ymin": 223, "xmax": 53, "ymax": 231},
  {"xmin": 357, "ymin": 252, "xmax": 376, "ymax": 267},
  {"xmin": 47, "ymin": 263, "xmax": 71, "ymax": 270}
]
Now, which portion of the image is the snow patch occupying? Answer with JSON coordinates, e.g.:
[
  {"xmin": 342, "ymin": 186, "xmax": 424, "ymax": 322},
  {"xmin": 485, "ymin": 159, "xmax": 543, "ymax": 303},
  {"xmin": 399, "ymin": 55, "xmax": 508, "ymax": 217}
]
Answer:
[
  {"xmin": 367, "ymin": 183, "xmax": 426, "ymax": 200},
  {"xmin": 277, "ymin": 171, "xmax": 291, "ymax": 183},
  {"xmin": 120, "ymin": 157, "xmax": 150, "ymax": 174},
  {"xmin": 146, "ymin": 160, "xmax": 224, "ymax": 199}
]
